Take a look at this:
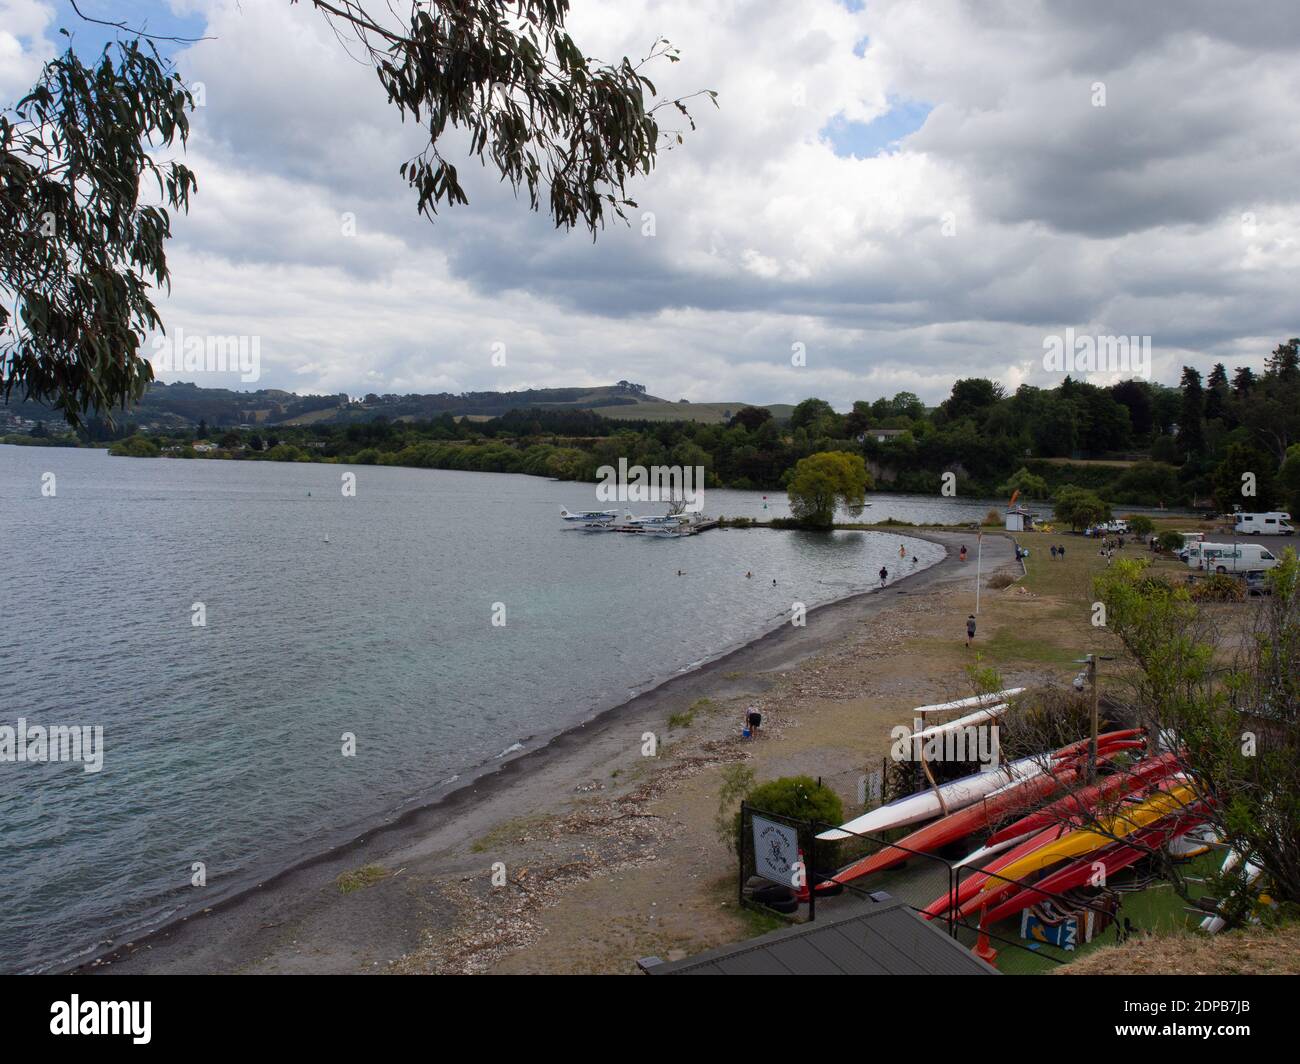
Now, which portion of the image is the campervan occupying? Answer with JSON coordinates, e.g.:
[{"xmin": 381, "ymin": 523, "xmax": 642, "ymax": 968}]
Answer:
[
  {"xmin": 1233, "ymin": 512, "xmax": 1294, "ymax": 536},
  {"xmin": 1186, "ymin": 542, "xmax": 1280, "ymax": 574}
]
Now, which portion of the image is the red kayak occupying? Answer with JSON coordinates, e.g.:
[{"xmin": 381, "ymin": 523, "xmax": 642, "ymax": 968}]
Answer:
[
  {"xmin": 983, "ymin": 752, "xmax": 1178, "ymax": 849},
  {"xmin": 825, "ymin": 766, "xmax": 1079, "ymax": 887},
  {"xmin": 1050, "ymin": 729, "xmax": 1145, "ymax": 761},
  {"xmin": 923, "ymin": 756, "xmax": 1175, "ymax": 920},
  {"xmin": 976, "ymin": 809, "xmax": 1209, "ymax": 926},
  {"xmin": 922, "ymin": 824, "xmax": 1067, "ymax": 919}
]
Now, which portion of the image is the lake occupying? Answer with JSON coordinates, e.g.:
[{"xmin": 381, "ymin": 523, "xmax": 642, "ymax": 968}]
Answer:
[{"xmin": 0, "ymin": 444, "xmax": 1014, "ymax": 972}]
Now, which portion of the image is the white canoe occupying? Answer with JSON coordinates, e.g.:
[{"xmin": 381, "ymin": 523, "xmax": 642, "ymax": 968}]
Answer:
[
  {"xmin": 816, "ymin": 754, "xmax": 1046, "ymax": 842},
  {"xmin": 912, "ymin": 703, "xmax": 1008, "ymax": 742},
  {"xmin": 913, "ymin": 688, "xmax": 1024, "ymax": 716}
]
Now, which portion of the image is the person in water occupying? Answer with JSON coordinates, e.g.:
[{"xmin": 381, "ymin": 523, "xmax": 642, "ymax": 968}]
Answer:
[
  {"xmin": 879, "ymin": 566, "xmax": 888, "ymax": 587},
  {"xmin": 745, "ymin": 571, "xmax": 752, "ymax": 578}
]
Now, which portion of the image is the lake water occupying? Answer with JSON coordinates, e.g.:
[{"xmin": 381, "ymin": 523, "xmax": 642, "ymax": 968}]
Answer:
[{"xmin": 0, "ymin": 444, "xmax": 1020, "ymax": 972}]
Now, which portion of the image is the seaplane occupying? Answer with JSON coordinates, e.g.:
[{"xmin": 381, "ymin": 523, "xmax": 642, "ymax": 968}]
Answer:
[
  {"xmin": 560, "ymin": 507, "xmax": 620, "ymax": 527},
  {"xmin": 623, "ymin": 504, "xmax": 702, "ymax": 535}
]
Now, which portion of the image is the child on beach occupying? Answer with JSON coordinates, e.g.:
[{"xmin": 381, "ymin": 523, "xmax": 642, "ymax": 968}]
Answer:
[{"xmin": 966, "ymin": 614, "xmax": 977, "ymax": 647}]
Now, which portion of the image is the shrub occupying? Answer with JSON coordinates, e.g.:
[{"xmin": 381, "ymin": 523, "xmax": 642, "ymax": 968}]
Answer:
[
  {"xmin": 1156, "ymin": 530, "xmax": 1185, "ymax": 553},
  {"xmin": 108, "ymin": 435, "xmax": 159, "ymax": 458},
  {"xmin": 1191, "ymin": 574, "xmax": 1245, "ymax": 602},
  {"xmin": 731, "ymin": 775, "xmax": 845, "ymax": 871},
  {"xmin": 1126, "ymin": 514, "xmax": 1155, "ymax": 539}
]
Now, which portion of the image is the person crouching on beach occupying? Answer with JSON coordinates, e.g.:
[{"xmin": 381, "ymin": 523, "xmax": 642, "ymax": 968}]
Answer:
[{"xmin": 966, "ymin": 614, "xmax": 977, "ymax": 647}]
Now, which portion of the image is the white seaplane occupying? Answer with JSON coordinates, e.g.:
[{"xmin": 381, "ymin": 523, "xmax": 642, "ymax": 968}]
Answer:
[
  {"xmin": 559, "ymin": 507, "xmax": 620, "ymax": 526},
  {"xmin": 623, "ymin": 504, "xmax": 704, "ymax": 535}
]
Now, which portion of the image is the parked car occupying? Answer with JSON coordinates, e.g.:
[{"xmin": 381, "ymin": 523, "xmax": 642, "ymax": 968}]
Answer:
[{"xmin": 1244, "ymin": 569, "xmax": 1273, "ymax": 596}]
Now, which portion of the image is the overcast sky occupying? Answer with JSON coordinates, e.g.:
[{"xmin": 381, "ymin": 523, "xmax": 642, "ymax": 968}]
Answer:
[{"xmin": 5, "ymin": 0, "xmax": 1300, "ymax": 406}]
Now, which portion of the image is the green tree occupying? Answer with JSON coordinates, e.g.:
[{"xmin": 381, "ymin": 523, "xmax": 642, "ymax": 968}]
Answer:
[
  {"xmin": 786, "ymin": 451, "xmax": 871, "ymax": 528},
  {"xmin": 1052, "ymin": 485, "xmax": 1111, "ymax": 531},
  {"xmin": 1126, "ymin": 514, "xmax": 1155, "ymax": 539},
  {"xmin": 1094, "ymin": 554, "xmax": 1300, "ymax": 921},
  {"xmin": 1, "ymin": 40, "xmax": 197, "ymax": 427},
  {"xmin": 1279, "ymin": 444, "xmax": 1300, "ymax": 516},
  {"xmin": 4, "ymin": 3, "xmax": 706, "ymax": 429},
  {"xmin": 997, "ymin": 467, "xmax": 1049, "ymax": 500},
  {"xmin": 789, "ymin": 397, "xmax": 836, "ymax": 430},
  {"xmin": 311, "ymin": 1, "xmax": 710, "ymax": 234},
  {"xmin": 1177, "ymin": 366, "xmax": 1206, "ymax": 456},
  {"xmin": 1211, "ymin": 442, "xmax": 1279, "ymax": 512}
]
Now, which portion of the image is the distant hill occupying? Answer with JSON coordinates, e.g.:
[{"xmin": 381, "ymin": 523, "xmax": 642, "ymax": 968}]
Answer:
[{"xmin": 2, "ymin": 380, "xmax": 791, "ymax": 431}]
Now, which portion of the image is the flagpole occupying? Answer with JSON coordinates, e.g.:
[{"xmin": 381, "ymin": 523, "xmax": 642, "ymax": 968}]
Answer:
[{"xmin": 975, "ymin": 531, "xmax": 983, "ymax": 615}]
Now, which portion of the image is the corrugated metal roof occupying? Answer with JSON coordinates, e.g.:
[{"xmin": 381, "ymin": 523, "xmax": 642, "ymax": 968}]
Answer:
[{"xmin": 645, "ymin": 900, "xmax": 998, "ymax": 976}]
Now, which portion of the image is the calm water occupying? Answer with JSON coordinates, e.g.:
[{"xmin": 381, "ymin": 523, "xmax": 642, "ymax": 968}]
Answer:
[{"xmin": 0, "ymin": 445, "xmax": 1004, "ymax": 972}]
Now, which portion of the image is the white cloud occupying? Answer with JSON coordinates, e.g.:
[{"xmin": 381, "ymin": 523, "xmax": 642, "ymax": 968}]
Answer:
[{"xmin": 8, "ymin": 0, "xmax": 1300, "ymax": 406}]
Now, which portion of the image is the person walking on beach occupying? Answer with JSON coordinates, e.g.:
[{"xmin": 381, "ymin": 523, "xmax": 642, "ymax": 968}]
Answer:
[
  {"xmin": 1050, "ymin": 545, "xmax": 1058, "ymax": 560},
  {"xmin": 959, "ymin": 545, "xmax": 968, "ymax": 562},
  {"xmin": 966, "ymin": 614, "xmax": 977, "ymax": 647},
  {"xmin": 879, "ymin": 566, "xmax": 888, "ymax": 587}
]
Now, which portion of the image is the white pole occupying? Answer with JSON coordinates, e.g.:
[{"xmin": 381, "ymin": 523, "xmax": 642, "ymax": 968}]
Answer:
[{"xmin": 975, "ymin": 532, "xmax": 983, "ymax": 614}]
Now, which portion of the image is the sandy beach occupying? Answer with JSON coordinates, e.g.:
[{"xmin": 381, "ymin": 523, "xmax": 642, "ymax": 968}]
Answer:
[{"xmin": 81, "ymin": 530, "xmax": 1020, "ymax": 974}]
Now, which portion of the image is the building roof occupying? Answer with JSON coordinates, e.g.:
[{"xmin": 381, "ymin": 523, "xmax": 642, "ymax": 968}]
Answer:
[{"xmin": 641, "ymin": 898, "xmax": 998, "ymax": 976}]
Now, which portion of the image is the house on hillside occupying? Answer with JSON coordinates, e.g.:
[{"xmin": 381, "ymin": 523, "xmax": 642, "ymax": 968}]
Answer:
[{"xmin": 858, "ymin": 428, "xmax": 908, "ymax": 444}]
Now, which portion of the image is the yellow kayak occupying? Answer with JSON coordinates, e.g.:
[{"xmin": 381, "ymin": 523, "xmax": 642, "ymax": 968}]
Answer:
[{"xmin": 978, "ymin": 783, "xmax": 1198, "ymax": 893}]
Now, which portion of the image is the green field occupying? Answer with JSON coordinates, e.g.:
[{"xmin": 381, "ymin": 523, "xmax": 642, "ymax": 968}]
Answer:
[{"xmin": 593, "ymin": 401, "xmax": 795, "ymax": 424}]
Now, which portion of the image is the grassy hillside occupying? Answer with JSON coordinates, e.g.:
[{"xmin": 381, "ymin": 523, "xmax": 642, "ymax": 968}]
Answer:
[{"xmin": 594, "ymin": 400, "xmax": 795, "ymax": 424}]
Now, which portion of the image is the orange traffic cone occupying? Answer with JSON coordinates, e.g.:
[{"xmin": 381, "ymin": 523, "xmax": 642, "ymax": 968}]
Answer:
[{"xmin": 974, "ymin": 909, "xmax": 999, "ymax": 964}]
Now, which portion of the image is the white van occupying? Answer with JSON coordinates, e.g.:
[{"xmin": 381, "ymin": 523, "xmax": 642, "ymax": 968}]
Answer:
[
  {"xmin": 1234, "ymin": 512, "xmax": 1294, "ymax": 536},
  {"xmin": 1186, "ymin": 542, "xmax": 1280, "ymax": 574}
]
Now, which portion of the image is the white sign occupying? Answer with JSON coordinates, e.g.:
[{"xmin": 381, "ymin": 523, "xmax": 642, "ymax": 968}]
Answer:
[{"xmin": 752, "ymin": 814, "xmax": 800, "ymax": 887}]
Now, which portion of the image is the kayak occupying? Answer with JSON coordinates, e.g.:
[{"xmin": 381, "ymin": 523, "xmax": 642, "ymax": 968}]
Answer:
[
  {"xmin": 1050, "ymin": 729, "xmax": 1146, "ymax": 760},
  {"xmin": 824, "ymin": 765, "xmax": 1079, "ymax": 886},
  {"xmin": 1169, "ymin": 824, "xmax": 1217, "ymax": 858},
  {"xmin": 984, "ymin": 753, "xmax": 1178, "ymax": 848},
  {"xmin": 815, "ymin": 754, "xmax": 1050, "ymax": 842},
  {"xmin": 922, "ymin": 825, "xmax": 1066, "ymax": 918},
  {"xmin": 818, "ymin": 731, "xmax": 1141, "ymax": 843},
  {"xmin": 978, "ymin": 813, "xmax": 1208, "ymax": 926},
  {"xmin": 913, "ymin": 689, "xmax": 1025, "ymax": 714},
  {"xmin": 974, "ymin": 782, "xmax": 1199, "ymax": 900}
]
